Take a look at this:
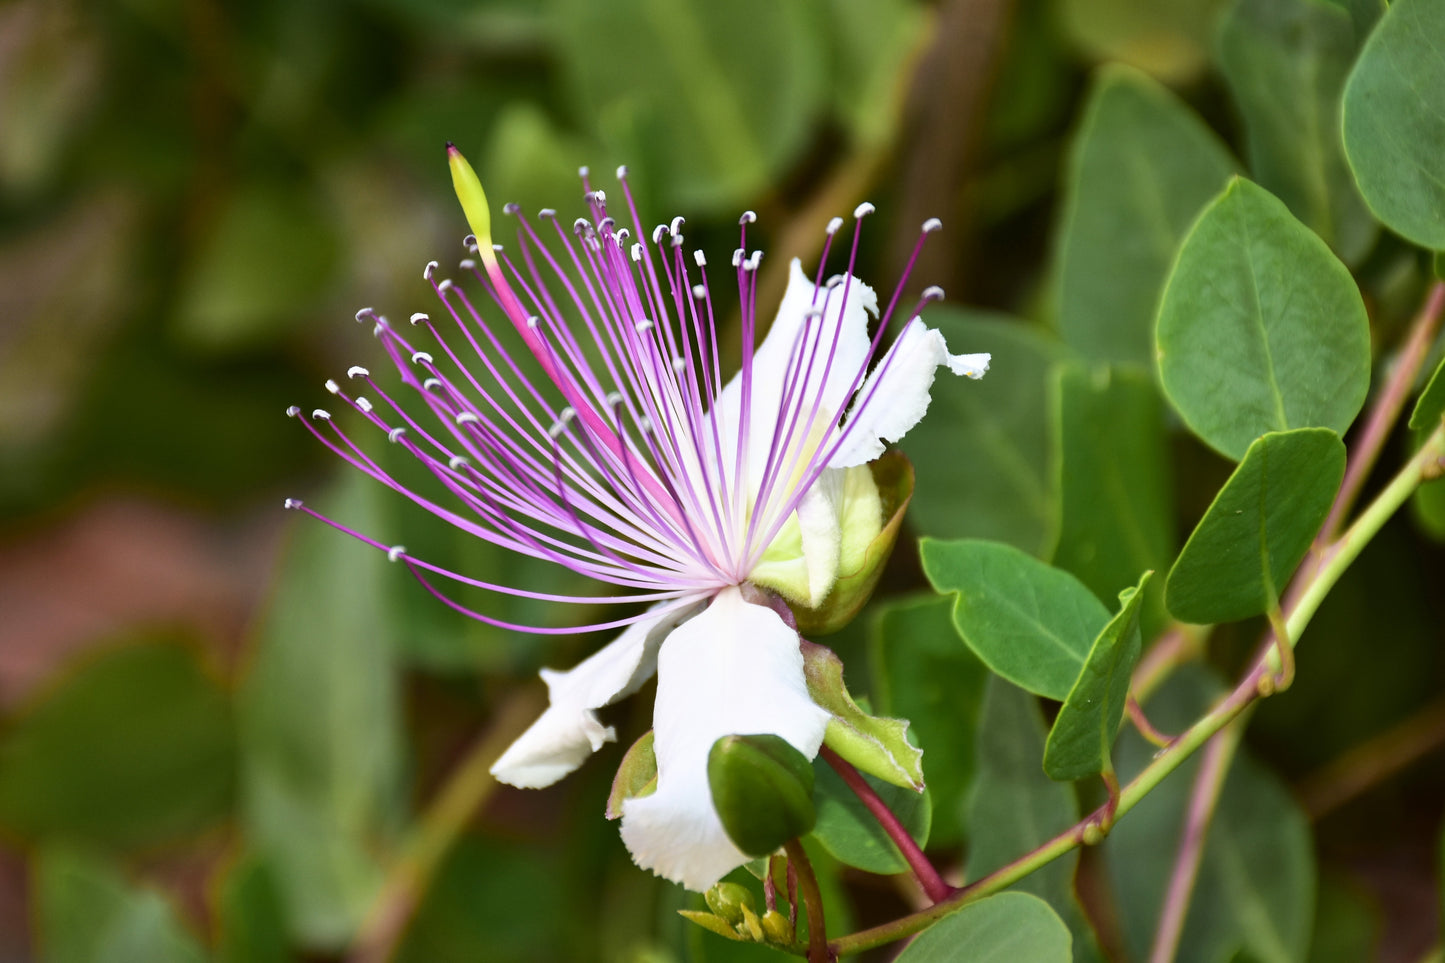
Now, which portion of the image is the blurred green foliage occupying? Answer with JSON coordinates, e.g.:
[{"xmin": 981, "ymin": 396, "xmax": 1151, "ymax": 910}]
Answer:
[{"xmin": 2, "ymin": 0, "xmax": 1444, "ymax": 959}]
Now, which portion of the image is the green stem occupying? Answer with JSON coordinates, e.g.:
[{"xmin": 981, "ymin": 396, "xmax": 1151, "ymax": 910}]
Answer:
[{"xmin": 829, "ymin": 423, "xmax": 1445, "ymax": 957}]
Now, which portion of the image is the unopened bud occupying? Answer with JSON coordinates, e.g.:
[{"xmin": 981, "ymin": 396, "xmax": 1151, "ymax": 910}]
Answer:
[
  {"xmin": 704, "ymin": 882, "xmax": 756, "ymax": 925},
  {"xmin": 761, "ymin": 909, "xmax": 793, "ymax": 944},
  {"xmin": 707, "ymin": 734, "xmax": 816, "ymax": 857}
]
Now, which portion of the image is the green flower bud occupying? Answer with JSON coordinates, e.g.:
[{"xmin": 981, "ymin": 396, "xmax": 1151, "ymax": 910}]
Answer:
[
  {"xmin": 703, "ymin": 882, "xmax": 756, "ymax": 925},
  {"xmin": 707, "ymin": 734, "xmax": 817, "ymax": 857}
]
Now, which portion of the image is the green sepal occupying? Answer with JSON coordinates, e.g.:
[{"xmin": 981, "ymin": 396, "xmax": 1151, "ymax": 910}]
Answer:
[
  {"xmin": 793, "ymin": 451, "xmax": 915, "ymax": 635},
  {"xmin": 704, "ymin": 882, "xmax": 757, "ymax": 925},
  {"xmin": 605, "ymin": 730, "xmax": 656, "ymax": 819},
  {"xmin": 707, "ymin": 734, "xmax": 817, "ymax": 857},
  {"xmin": 677, "ymin": 910, "xmax": 748, "ymax": 942},
  {"xmin": 802, "ymin": 640, "xmax": 925, "ymax": 791}
]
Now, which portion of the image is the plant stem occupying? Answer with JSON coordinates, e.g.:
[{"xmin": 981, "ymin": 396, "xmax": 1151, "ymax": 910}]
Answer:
[
  {"xmin": 785, "ymin": 839, "xmax": 831, "ymax": 963},
  {"xmin": 350, "ymin": 690, "xmax": 542, "ymax": 963},
  {"xmin": 1298, "ymin": 695, "xmax": 1445, "ymax": 820},
  {"xmin": 820, "ymin": 747, "xmax": 952, "ymax": 904},
  {"xmin": 1320, "ymin": 280, "xmax": 1445, "ymax": 543},
  {"xmin": 1126, "ymin": 696, "xmax": 1174, "ymax": 748},
  {"xmin": 1146, "ymin": 718, "xmax": 1247, "ymax": 963},
  {"xmin": 829, "ymin": 424, "xmax": 1445, "ymax": 956}
]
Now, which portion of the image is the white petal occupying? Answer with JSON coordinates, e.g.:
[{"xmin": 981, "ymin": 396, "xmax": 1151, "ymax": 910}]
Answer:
[
  {"xmin": 828, "ymin": 319, "xmax": 990, "ymax": 469},
  {"xmin": 491, "ymin": 601, "xmax": 702, "ymax": 789},
  {"xmin": 711, "ymin": 259, "xmax": 876, "ymax": 495},
  {"xmin": 795, "ymin": 470, "xmax": 844, "ymax": 607},
  {"xmin": 619, "ymin": 587, "xmax": 830, "ymax": 891}
]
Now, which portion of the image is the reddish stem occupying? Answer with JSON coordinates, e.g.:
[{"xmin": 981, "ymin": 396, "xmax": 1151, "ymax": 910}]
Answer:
[
  {"xmin": 1127, "ymin": 696, "xmax": 1174, "ymax": 748},
  {"xmin": 820, "ymin": 747, "xmax": 953, "ymax": 903}
]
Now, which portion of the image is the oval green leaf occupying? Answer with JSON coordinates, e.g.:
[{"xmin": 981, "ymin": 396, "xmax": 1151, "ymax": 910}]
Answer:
[
  {"xmin": 1166, "ymin": 428, "xmax": 1346, "ymax": 624},
  {"xmin": 893, "ymin": 892, "xmax": 1073, "ymax": 963},
  {"xmin": 921, "ymin": 538, "xmax": 1110, "ymax": 701},
  {"xmin": 1156, "ymin": 178, "xmax": 1370, "ymax": 460},
  {"xmin": 810, "ymin": 762, "xmax": 931, "ymax": 875},
  {"xmin": 1055, "ymin": 65, "xmax": 1237, "ymax": 366},
  {"xmin": 1342, "ymin": 0, "xmax": 1445, "ymax": 249},
  {"xmin": 1043, "ymin": 571, "xmax": 1154, "ymax": 782}
]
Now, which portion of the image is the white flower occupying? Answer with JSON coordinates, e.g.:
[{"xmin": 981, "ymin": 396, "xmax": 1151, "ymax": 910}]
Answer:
[{"xmin": 288, "ymin": 148, "xmax": 988, "ymax": 891}]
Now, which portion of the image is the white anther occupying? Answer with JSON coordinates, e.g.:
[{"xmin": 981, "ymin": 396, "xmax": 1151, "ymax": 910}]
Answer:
[
  {"xmin": 826, "ymin": 274, "xmax": 845, "ymax": 288},
  {"xmin": 616, "ymin": 164, "xmax": 629, "ymax": 179},
  {"xmin": 739, "ymin": 210, "xmax": 757, "ymax": 225},
  {"xmin": 637, "ymin": 415, "xmax": 653, "ymax": 433},
  {"xmin": 526, "ymin": 316, "xmax": 541, "ymax": 329},
  {"xmin": 373, "ymin": 323, "xmax": 387, "ymax": 338},
  {"xmin": 854, "ymin": 202, "xmax": 875, "ymax": 218},
  {"xmin": 411, "ymin": 351, "xmax": 434, "ymax": 365},
  {"xmin": 605, "ymin": 391, "xmax": 624, "ymax": 405},
  {"xmin": 616, "ymin": 227, "xmax": 630, "ymax": 243},
  {"xmin": 561, "ymin": 406, "xmax": 577, "ymax": 422},
  {"xmin": 922, "ymin": 285, "xmax": 945, "ymax": 302},
  {"xmin": 437, "ymin": 278, "xmax": 454, "ymax": 293},
  {"xmin": 745, "ymin": 251, "xmax": 763, "ymax": 272},
  {"xmin": 410, "ymin": 312, "xmax": 429, "ymax": 325},
  {"xmin": 460, "ymin": 258, "xmax": 476, "ymax": 270},
  {"xmin": 825, "ymin": 217, "xmax": 844, "ymax": 236},
  {"xmin": 803, "ymin": 309, "xmax": 823, "ymax": 321},
  {"xmin": 692, "ymin": 284, "xmax": 707, "ymax": 299},
  {"xmin": 387, "ymin": 545, "xmax": 406, "ymax": 562},
  {"xmin": 592, "ymin": 189, "xmax": 607, "ymax": 204},
  {"xmin": 922, "ymin": 217, "xmax": 943, "ymax": 234},
  {"xmin": 548, "ymin": 421, "xmax": 567, "ymax": 439},
  {"xmin": 670, "ymin": 216, "xmax": 686, "ymax": 234},
  {"xmin": 539, "ymin": 208, "xmax": 556, "ymax": 218},
  {"xmin": 670, "ymin": 234, "xmax": 684, "ymax": 248},
  {"xmin": 652, "ymin": 224, "xmax": 668, "ymax": 244},
  {"xmin": 286, "ymin": 405, "xmax": 301, "ymax": 417},
  {"xmin": 635, "ymin": 319, "xmax": 654, "ymax": 333},
  {"xmin": 574, "ymin": 217, "xmax": 591, "ymax": 233},
  {"xmin": 671, "ymin": 356, "xmax": 687, "ymax": 372},
  {"xmin": 503, "ymin": 202, "xmax": 520, "ymax": 215},
  {"xmin": 284, "ymin": 498, "xmax": 303, "ymax": 509},
  {"xmin": 732, "ymin": 248, "xmax": 745, "ymax": 267},
  {"xmin": 631, "ymin": 243, "xmax": 643, "ymax": 263},
  {"xmin": 456, "ymin": 412, "xmax": 481, "ymax": 425},
  {"xmin": 388, "ymin": 426, "xmax": 407, "ymax": 443},
  {"xmin": 578, "ymin": 165, "xmax": 590, "ymax": 177},
  {"xmin": 424, "ymin": 261, "xmax": 438, "ymax": 280},
  {"xmin": 463, "ymin": 234, "xmax": 476, "ymax": 249},
  {"xmin": 312, "ymin": 408, "xmax": 331, "ymax": 420},
  {"xmin": 422, "ymin": 378, "xmax": 442, "ymax": 390},
  {"xmin": 356, "ymin": 397, "xmax": 373, "ymax": 412},
  {"xmin": 492, "ymin": 244, "xmax": 503, "ymax": 252},
  {"xmin": 599, "ymin": 217, "xmax": 616, "ymax": 233},
  {"xmin": 355, "ymin": 307, "xmax": 374, "ymax": 323},
  {"xmin": 325, "ymin": 379, "xmax": 340, "ymax": 394},
  {"xmin": 448, "ymin": 455, "xmax": 470, "ymax": 470},
  {"xmin": 586, "ymin": 237, "xmax": 601, "ymax": 253},
  {"xmin": 347, "ymin": 366, "xmax": 369, "ymax": 379},
  {"xmin": 694, "ymin": 250, "xmax": 707, "ymax": 267}
]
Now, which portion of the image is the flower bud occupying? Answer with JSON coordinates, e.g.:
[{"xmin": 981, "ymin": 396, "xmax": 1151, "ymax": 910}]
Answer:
[
  {"xmin": 703, "ymin": 882, "xmax": 756, "ymax": 925},
  {"xmin": 761, "ymin": 909, "xmax": 793, "ymax": 944},
  {"xmin": 707, "ymin": 734, "xmax": 816, "ymax": 857}
]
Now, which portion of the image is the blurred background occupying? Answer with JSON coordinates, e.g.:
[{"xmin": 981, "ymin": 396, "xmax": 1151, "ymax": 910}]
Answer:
[{"xmin": 1, "ymin": 0, "xmax": 1442, "ymax": 960}]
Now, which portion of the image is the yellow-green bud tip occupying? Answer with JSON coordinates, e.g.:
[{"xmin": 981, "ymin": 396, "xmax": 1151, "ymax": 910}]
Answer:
[{"xmin": 447, "ymin": 143, "xmax": 493, "ymax": 252}]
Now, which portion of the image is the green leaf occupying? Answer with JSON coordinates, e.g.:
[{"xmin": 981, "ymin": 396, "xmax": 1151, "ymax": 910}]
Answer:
[
  {"xmin": 823, "ymin": 0, "xmax": 928, "ymax": 148},
  {"xmin": 551, "ymin": 0, "xmax": 825, "ymax": 212},
  {"xmin": 238, "ymin": 474, "xmax": 405, "ymax": 949},
  {"xmin": 1156, "ymin": 178, "xmax": 1371, "ymax": 460},
  {"xmin": 802, "ymin": 640, "xmax": 923, "ymax": 790},
  {"xmin": 1166, "ymin": 429, "xmax": 1345, "ymax": 624},
  {"xmin": 0, "ymin": 639, "xmax": 234, "ymax": 850},
  {"xmin": 1410, "ymin": 356, "xmax": 1445, "ymax": 431},
  {"xmin": 1055, "ymin": 66, "xmax": 1237, "ymax": 366},
  {"xmin": 1342, "ymin": 0, "xmax": 1445, "ymax": 250},
  {"xmin": 216, "ymin": 856, "xmax": 292, "ymax": 963},
  {"xmin": 810, "ymin": 761, "xmax": 931, "ymax": 875},
  {"xmin": 893, "ymin": 892, "xmax": 1073, "ymax": 963},
  {"xmin": 966, "ymin": 680, "xmax": 1104, "ymax": 962},
  {"xmin": 1044, "ymin": 571, "xmax": 1153, "ymax": 781},
  {"xmin": 606, "ymin": 730, "xmax": 657, "ymax": 819},
  {"xmin": 902, "ymin": 309, "xmax": 1066, "ymax": 555},
  {"xmin": 921, "ymin": 538, "xmax": 1110, "ymax": 701},
  {"xmin": 1051, "ymin": 364, "xmax": 1173, "ymax": 625},
  {"xmin": 869, "ymin": 594, "xmax": 990, "ymax": 848},
  {"xmin": 1058, "ymin": 0, "xmax": 1228, "ymax": 82},
  {"xmin": 1105, "ymin": 668, "xmax": 1316, "ymax": 963},
  {"xmin": 394, "ymin": 835, "xmax": 580, "ymax": 963},
  {"xmin": 1217, "ymin": 0, "xmax": 1377, "ymax": 265},
  {"xmin": 36, "ymin": 844, "xmax": 208, "ymax": 963}
]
